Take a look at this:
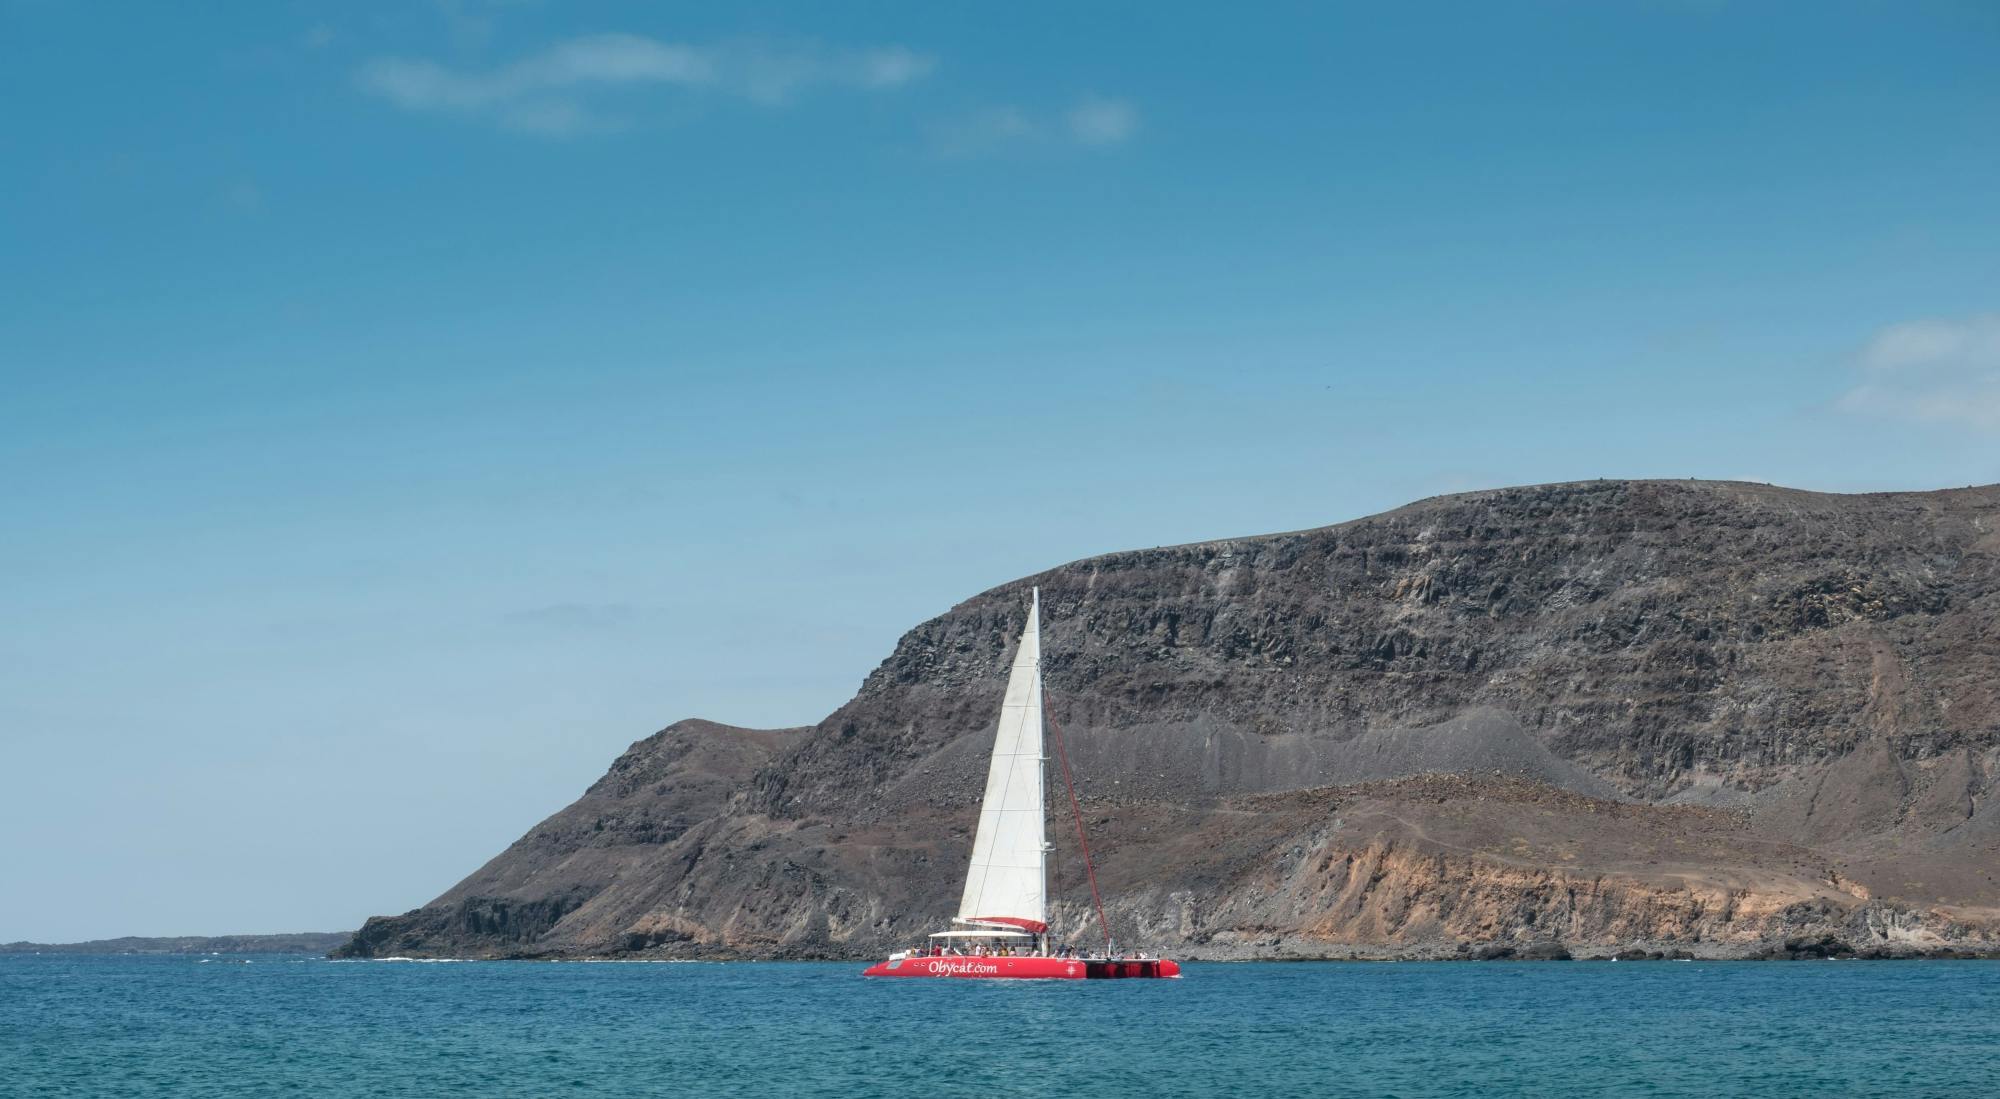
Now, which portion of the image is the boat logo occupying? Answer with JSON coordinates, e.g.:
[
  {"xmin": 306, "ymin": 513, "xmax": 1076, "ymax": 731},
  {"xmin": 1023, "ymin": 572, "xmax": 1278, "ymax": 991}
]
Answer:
[{"xmin": 926, "ymin": 959, "xmax": 1000, "ymax": 977}]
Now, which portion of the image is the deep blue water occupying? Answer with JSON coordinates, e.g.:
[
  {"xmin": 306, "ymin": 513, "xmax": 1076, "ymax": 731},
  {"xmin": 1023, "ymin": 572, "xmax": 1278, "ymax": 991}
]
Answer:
[{"xmin": 3, "ymin": 956, "xmax": 1997, "ymax": 1097}]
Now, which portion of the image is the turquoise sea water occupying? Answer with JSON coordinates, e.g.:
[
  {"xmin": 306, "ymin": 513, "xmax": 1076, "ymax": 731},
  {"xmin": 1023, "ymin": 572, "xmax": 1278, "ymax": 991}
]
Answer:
[{"xmin": 3, "ymin": 956, "xmax": 1997, "ymax": 1097}]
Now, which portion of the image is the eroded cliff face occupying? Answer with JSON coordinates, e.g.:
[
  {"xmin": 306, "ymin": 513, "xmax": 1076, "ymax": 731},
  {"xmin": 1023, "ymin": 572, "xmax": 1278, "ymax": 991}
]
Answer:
[{"xmin": 339, "ymin": 480, "xmax": 2000, "ymax": 961}]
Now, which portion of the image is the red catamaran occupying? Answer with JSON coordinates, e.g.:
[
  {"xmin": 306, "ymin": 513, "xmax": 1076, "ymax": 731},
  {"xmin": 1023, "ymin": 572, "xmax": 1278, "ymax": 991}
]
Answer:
[{"xmin": 864, "ymin": 589, "xmax": 1181, "ymax": 980}]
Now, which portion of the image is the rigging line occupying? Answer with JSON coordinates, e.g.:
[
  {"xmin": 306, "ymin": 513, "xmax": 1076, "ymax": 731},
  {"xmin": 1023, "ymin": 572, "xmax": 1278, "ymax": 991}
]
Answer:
[
  {"xmin": 1048, "ymin": 748, "xmax": 1064, "ymax": 928},
  {"xmin": 1044, "ymin": 693, "xmax": 1113, "ymax": 953}
]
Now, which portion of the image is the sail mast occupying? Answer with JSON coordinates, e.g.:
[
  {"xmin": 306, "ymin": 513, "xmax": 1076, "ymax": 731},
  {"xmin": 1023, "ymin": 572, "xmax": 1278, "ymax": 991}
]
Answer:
[{"xmin": 954, "ymin": 588, "xmax": 1049, "ymax": 934}]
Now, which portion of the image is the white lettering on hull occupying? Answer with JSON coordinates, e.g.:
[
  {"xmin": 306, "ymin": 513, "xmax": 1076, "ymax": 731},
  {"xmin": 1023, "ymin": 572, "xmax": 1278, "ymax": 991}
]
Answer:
[{"xmin": 926, "ymin": 960, "xmax": 1001, "ymax": 976}]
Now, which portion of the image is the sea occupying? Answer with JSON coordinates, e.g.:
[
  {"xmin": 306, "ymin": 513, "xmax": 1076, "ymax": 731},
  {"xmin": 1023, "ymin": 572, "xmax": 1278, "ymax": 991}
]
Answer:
[{"xmin": 3, "ymin": 955, "xmax": 1996, "ymax": 1097}]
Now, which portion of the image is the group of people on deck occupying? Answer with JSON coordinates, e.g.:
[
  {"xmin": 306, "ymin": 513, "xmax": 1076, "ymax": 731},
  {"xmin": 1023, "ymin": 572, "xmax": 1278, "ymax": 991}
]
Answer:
[{"xmin": 912, "ymin": 941, "xmax": 1091, "ymax": 959}]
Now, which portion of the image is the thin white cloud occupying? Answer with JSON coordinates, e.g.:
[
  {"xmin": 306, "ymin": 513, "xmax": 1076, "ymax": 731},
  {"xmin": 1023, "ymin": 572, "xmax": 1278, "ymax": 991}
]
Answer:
[
  {"xmin": 433, "ymin": 0, "xmax": 502, "ymax": 51},
  {"xmin": 224, "ymin": 180, "xmax": 264, "ymax": 214},
  {"xmin": 931, "ymin": 96, "xmax": 1141, "ymax": 157},
  {"xmin": 858, "ymin": 48, "xmax": 934, "ymax": 89},
  {"xmin": 503, "ymin": 603, "xmax": 657, "ymax": 631},
  {"xmin": 356, "ymin": 34, "xmax": 936, "ymax": 134},
  {"xmin": 1066, "ymin": 97, "xmax": 1138, "ymax": 145},
  {"xmin": 502, "ymin": 100, "xmax": 609, "ymax": 137},
  {"xmin": 1837, "ymin": 313, "xmax": 2000, "ymax": 432},
  {"xmin": 929, "ymin": 106, "xmax": 1038, "ymax": 158}
]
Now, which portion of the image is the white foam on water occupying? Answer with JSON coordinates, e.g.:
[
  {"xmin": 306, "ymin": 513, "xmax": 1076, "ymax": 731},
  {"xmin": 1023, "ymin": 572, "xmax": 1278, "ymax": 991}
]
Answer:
[
  {"xmin": 371, "ymin": 956, "xmax": 465, "ymax": 963},
  {"xmin": 575, "ymin": 958, "xmax": 714, "ymax": 964}
]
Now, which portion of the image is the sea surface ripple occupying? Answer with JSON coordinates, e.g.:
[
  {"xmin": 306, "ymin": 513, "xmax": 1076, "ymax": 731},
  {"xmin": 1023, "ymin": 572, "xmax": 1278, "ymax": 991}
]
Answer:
[{"xmin": 3, "ymin": 956, "xmax": 1997, "ymax": 1097}]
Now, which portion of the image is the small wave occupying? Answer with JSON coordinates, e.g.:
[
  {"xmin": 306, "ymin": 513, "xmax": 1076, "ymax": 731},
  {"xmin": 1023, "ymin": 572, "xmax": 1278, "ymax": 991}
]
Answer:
[
  {"xmin": 372, "ymin": 956, "xmax": 465, "ymax": 963},
  {"xmin": 576, "ymin": 958, "xmax": 715, "ymax": 964}
]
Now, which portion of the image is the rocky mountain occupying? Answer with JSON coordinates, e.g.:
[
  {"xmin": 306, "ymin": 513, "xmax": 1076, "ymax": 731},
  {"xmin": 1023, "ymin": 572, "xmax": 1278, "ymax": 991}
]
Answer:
[{"xmin": 339, "ymin": 480, "xmax": 2000, "ymax": 961}]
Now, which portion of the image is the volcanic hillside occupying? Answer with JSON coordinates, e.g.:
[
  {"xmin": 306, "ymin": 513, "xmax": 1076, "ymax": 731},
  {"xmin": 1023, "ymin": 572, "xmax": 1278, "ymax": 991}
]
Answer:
[{"xmin": 340, "ymin": 480, "xmax": 2000, "ymax": 960}]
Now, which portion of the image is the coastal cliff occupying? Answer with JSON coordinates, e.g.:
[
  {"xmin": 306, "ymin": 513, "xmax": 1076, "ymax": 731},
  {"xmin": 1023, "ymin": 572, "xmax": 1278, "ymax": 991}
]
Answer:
[{"xmin": 339, "ymin": 480, "xmax": 2000, "ymax": 960}]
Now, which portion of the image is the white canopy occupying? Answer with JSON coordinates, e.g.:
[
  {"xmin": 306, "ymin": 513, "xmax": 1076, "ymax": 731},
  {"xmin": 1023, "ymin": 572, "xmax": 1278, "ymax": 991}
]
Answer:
[{"xmin": 926, "ymin": 929, "xmax": 1032, "ymax": 939}]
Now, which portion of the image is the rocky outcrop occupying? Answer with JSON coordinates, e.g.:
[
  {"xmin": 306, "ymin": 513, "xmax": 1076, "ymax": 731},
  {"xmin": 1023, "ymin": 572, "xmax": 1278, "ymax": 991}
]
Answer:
[{"xmin": 339, "ymin": 480, "xmax": 2000, "ymax": 960}]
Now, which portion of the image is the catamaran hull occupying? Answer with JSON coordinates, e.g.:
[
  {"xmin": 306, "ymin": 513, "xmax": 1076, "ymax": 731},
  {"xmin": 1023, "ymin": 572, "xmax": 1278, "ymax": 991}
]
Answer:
[{"xmin": 863, "ymin": 956, "xmax": 1181, "ymax": 980}]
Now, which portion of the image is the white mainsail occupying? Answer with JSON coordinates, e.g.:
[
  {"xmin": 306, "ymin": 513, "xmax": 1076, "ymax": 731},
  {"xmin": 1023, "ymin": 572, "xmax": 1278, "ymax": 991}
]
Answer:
[{"xmin": 954, "ymin": 588, "xmax": 1049, "ymax": 933}]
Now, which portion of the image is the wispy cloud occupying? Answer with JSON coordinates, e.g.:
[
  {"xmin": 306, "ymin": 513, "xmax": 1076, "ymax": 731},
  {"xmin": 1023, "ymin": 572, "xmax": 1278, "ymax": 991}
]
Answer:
[
  {"xmin": 223, "ymin": 180, "xmax": 264, "ymax": 214},
  {"xmin": 356, "ymin": 34, "xmax": 936, "ymax": 135},
  {"xmin": 503, "ymin": 603, "xmax": 659, "ymax": 631},
  {"xmin": 1836, "ymin": 313, "xmax": 2000, "ymax": 432},
  {"xmin": 931, "ymin": 96, "xmax": 1141, "ymax": 157},
  {"xmin": 1066, "ymin": 96, "xmax": 1139, "ymax": 145},
  {"xmin": 929, "ymin": 106, "xmax": 1039, "ymax": 158}
]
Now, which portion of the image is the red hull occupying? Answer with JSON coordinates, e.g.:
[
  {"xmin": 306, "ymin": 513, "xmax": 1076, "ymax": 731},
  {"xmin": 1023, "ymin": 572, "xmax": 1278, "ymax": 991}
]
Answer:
[{"xmin": 862, "ymin": 955, "xmax": 1180, "ymax": 980}]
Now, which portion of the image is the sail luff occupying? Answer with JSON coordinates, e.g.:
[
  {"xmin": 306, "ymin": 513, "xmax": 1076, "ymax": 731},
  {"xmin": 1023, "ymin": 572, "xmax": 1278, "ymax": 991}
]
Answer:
[{"xmin": 954, "ymin": 588, "xmax": 1048, "ymax": 932}]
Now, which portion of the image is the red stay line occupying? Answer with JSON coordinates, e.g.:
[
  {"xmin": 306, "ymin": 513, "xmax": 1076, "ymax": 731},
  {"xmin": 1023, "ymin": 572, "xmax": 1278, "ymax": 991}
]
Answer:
[{"xmin": 1045, "ymin": 698, "xmax": 1114, "ymax": 953}]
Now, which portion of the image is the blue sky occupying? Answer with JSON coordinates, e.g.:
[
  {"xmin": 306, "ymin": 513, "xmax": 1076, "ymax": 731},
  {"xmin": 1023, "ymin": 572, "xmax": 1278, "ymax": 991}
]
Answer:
[{"xmin": 3, "ymin": 1, "xmax": 1998, "ymax": 941}]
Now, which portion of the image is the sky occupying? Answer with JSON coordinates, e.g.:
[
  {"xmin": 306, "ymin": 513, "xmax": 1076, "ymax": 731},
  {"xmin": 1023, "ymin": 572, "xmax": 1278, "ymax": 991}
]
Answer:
[{"xmin": 3, "ymin": 1, "xmax": 1998, "ymax": 942}]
